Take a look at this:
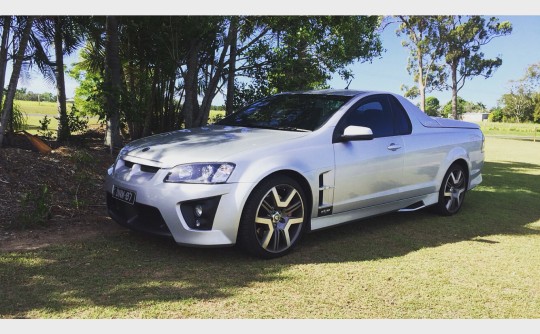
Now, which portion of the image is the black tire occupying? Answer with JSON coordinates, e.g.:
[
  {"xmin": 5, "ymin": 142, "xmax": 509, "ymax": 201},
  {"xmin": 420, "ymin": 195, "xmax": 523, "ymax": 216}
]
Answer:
[
  {"xmin": 237, "ymin": 175, "xmax": 308, "ymax": 259},
  {"xmin": 436, "ymin": 163, "xmax": 468, "ymax": 216}
]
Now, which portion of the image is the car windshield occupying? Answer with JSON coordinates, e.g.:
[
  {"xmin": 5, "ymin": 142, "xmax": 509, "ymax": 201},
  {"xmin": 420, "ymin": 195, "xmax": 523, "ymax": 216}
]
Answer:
[{"xmin": 217, "ymin": 93, "xmax": 352, "ymax": 131}]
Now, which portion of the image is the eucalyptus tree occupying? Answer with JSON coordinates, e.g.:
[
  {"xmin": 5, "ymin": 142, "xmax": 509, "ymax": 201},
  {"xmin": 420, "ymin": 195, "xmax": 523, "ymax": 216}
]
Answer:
[
  {"xmin": 396, "ymin": 16, "xmax": 447, "ymax": 112},
  {"xmin": 438, "ymin": 16, "xmax": 512, "ymax": 119},
  {"xmin": 0, "ymin": 16, "xmax": 34, "ymax": 147}
]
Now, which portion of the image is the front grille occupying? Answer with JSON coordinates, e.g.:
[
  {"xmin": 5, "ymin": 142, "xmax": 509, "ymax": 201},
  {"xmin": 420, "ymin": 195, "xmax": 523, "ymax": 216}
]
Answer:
[
  {"xmin": 106, "ymin": 193, "xmax": 172, "ymax": 237},
  {"xmin": 123, "ymin": 160, "xmax": 160, "ymax": 174}
]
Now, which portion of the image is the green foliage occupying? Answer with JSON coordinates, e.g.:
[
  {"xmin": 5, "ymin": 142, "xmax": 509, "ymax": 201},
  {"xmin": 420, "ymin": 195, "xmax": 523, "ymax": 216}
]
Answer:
[
  {"xmin": 38, "ymin": 115, "xmax": 54, "ymax": 139},
  {"xmin": 70, "ymin": 149, "xmax": 94, "ymax": 166},
  {"xmin": 66, "ymin": 104, "xmax": 89, "ymax": 134},
  {"xmin": 499, "ymin": 87, "xmax": 535, "ymax": 123},
  {"xmin": 424, "ymin": 96, "xmax": 440, "ymax": 116},
  {"xmin": 243, "ymin": 16, "xmax": 383, "ymax": 94},
  {"xmin": 397, "ymin": 16, "xmax": 512, "ymax": 118},
  {"xmin": 12, "ymin": 103, "xmax": 28, "ymax": 131},
  {"xmin": 488, "ymin": 107, "xmax": 504, "ymax": 122},
  {"xmin": 69, "ymin": 66, "xmax": 105, "ymax": 119},
  {"xmin": 15, "ymin": 88, "xmax": 57, "ymax": 102},
  {"xmin": 14, "ymin": 184, "xmax": 52, "ymax": 230},
  {"xmin": 534, "ymin": 98, "xmax": 540, "ymax": 123},
  {"xmin": 440, "ymin": 97, "xmax": 487, "ymax": 119},
  {"xmin": 501, "ymin": 62, "xmax": 540, "ymax": 124},
  {"xmin": 441, "ymin": 97, "xmax": 466, "ymax": 118},
  {"xmin": 396, "ymin": 16, "xmax": 448, "ymax": 109}
]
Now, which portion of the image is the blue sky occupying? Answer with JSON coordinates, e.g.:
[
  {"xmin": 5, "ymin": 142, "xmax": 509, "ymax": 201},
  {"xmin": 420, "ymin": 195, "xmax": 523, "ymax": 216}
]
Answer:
[
  {"xmin": 15, "ymin": 15, "xmax": 540, "ymax": 109},
  {"xmin": 328, "ymin": 16, "xmax": 540, "ymax": 109}
]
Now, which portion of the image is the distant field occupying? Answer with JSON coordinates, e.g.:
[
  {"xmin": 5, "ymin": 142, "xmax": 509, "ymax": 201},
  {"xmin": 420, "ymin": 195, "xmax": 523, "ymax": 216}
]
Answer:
[
  {"xmin": 479, "ymin": 121, "xmax": 539, "ymax": 139},
  {"xmin": 14, "ymin": 100, "xmax": 225, "ymax": 138},
  {"xmin": 15, "ymin": 100, "xmax": 100, "ymax": 137},
  {"xmin": 15, "ymin": 100, "xmax": 59, "ymax": 116}
]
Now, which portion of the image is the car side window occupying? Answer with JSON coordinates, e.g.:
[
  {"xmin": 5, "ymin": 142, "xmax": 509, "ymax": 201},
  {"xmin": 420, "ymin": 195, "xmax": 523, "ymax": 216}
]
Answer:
[
  {"xmin": 389, "ymin": 95, "xmax": 412, "ymax": 135},
  {"xmin": 346, "ymin": 96, "xmax": 394, "ymax": 138}
]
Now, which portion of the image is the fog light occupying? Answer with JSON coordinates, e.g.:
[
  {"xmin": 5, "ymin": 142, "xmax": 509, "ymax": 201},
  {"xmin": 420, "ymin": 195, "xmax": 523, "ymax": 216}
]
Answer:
[
  {"xmin": 180, "ymin": 196, "xmax": 220, "ymax": 231},
  {"xmin": 194, "ymin": 205, "xmax": 203, "ymax": 217}
]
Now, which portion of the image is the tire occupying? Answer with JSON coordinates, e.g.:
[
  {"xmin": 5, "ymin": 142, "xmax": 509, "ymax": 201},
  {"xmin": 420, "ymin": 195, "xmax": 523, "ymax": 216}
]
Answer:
[
  {"xmin": 435, "ymin": 163, "xmax": 468, "ymax": 216},
  {"xmin": 237, "ymin": 175, "xmax": 308, "ymax": 259}
]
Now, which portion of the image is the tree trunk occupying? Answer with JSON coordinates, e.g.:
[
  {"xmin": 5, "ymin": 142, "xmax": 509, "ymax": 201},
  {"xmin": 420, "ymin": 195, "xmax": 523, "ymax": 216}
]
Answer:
[
  {"xmin": 142, "ymin": 69, "xmax": 159, "ymax": 137},
  {"xmin": 182, "ymin": 40, "xmax": 201, "ymax": 129},
  {"xmin": 0, "ymin": 16, "xmax": 12, "ymax": 112},
  {"xmin": 226, "ymin": 18, "xmax": 238, "ymax": 116},
  {"xmin": 104, "ymin": 16, "xmax": 122, "ymax": 154},
  {"xmin": 0, "ymin": 16, "xmax": 33, "ymax": 147},
  {"xmin": 198, "ymin": 23, "xmax": 235, "ymax": 126},
  {"xmin": 55, "ymin": 17, "xmax": 70, "ymax": 142},
  {"xmin": 451, "ymin": 61, "xmax": 458, "ymax": 119}
]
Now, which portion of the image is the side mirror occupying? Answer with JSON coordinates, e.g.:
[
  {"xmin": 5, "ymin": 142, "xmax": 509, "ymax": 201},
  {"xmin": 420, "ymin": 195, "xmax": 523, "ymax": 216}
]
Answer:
[{"xmin": 340, "ymin": 125, "xmax": 373, "ymax": 141}]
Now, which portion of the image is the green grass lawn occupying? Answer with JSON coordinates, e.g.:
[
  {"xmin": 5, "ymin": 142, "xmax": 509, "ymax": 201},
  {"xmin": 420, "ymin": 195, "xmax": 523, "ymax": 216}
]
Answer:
[
  {"xmin": 14, "ymin": 100, "xmax": 224, "ymax": 138},
  {"xmin": 479, "ymin": 121, "xmax": 540, "ymax": 139},
  {"xmin": 1, "ymin": 136, "xmax": 539, "ymax": 319},
  {"xmin": 15, "ymin": 100, "xmax": 60, "ymax": 116}
]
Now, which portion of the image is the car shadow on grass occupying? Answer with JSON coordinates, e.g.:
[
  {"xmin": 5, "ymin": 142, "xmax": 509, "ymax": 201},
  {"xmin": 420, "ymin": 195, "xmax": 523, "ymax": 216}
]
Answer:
[{"xmin": 1, "ymin": 161, "xmax": 539, "ymax": 317}]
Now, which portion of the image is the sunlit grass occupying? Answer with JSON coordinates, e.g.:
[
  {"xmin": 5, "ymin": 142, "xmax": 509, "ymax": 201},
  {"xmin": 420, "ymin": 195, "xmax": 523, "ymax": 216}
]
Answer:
[{"xmin": 479, "ymin": 121, "xmax": 540, "ymax": 139}]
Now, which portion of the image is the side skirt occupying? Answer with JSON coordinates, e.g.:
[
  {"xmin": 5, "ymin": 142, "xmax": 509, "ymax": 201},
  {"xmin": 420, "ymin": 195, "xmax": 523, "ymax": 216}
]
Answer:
[{"xmin": 309, "ymin": 193, "xmax": 439, "ymax": 231}]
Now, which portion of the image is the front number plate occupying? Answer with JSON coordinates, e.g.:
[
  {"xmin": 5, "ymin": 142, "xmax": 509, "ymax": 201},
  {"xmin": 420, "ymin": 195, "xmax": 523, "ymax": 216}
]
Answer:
[{"xmin": 112, "ymin": 185, "xmax": 136, "ymax": 205}]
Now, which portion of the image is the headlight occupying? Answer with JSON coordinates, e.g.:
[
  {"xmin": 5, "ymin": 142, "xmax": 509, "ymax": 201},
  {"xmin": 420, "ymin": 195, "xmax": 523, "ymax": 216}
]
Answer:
[
  {"xmin": 164, "ymin": 163, "xmax": 236, "ymax": 184},
  {"xmin": 112, "ymin": 147, "xmax": 130, "ymax": 175}
]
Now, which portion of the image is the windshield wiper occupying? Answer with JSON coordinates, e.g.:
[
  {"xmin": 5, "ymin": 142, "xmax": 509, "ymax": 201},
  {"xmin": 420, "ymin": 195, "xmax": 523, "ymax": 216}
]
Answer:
[
  {"xmin": 274, "ymin": 126, "xmax": 311, "ymax": 132},
  {"xmin": 240, "ymin": 124, "xmax": 311, "ymax": 132}
]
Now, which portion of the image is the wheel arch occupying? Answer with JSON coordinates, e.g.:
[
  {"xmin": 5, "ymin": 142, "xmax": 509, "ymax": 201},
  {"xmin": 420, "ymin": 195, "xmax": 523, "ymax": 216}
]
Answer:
[
  {"xmin": 451, "ymin": 158, "xmax": 470, "ymax": 187},
  {"xmin": 437, "ymin": 146, "xmax": 472, "ymax": 191},
  {"xmin": 241, "ymin": 169, "xmax": 314, "ymax": 231}
]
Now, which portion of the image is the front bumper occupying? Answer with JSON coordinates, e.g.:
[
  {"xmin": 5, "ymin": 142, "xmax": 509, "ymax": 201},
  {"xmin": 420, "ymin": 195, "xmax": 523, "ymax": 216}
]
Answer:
[{"xmin": 105, "ymin": 162, "xmax": 254, "ymax": 247}]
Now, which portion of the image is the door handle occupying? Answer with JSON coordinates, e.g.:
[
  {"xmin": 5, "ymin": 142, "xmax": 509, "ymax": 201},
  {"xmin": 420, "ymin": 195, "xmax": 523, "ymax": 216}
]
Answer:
[{"xmin": 387, "ymin": 143, "xmax": 402, "ymax": 151}]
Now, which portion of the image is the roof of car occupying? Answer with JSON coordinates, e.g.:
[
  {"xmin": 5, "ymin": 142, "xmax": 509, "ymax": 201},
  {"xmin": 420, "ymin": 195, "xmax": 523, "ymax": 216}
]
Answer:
[{"xmin": 281, "ymin": 89, "xmax": 375, "ymax": 97}]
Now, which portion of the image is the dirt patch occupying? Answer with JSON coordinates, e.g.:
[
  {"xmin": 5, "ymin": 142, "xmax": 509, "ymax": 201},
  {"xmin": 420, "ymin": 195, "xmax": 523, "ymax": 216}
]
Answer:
[{"xmin": 0, "ymin": 129, "xmax": 125, "ymax": 252}]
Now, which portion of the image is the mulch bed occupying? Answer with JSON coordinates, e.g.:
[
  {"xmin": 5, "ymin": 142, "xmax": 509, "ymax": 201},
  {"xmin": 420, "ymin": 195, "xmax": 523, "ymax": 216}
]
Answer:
[{"xmin": 0, "ymin": 130, "xmax": 123, "ymax": 251}]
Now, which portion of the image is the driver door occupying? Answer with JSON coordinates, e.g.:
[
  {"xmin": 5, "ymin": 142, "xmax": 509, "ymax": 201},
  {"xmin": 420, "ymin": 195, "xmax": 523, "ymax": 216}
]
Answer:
[{"xmin": 332, "ymin": 94, "xmax": 405, "ymax": 214}]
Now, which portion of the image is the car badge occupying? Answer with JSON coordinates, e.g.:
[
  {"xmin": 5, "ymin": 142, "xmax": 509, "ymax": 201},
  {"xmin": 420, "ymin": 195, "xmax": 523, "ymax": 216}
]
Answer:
[{"xmin": 141, "ymin": 147, "xmax": 150, "ymax": 152}]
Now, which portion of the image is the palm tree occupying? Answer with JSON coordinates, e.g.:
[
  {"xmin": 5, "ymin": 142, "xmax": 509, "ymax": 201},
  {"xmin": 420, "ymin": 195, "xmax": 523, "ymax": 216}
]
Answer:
[
  {"xmin": 0, "ymin": 16, "xmax": 34, "ymax": 147},
  {"xmin": 0, "ymin": 16, "xmax": 12, "ymax": 112},
  {"xmin": 31, "ymin": 16, "xmax": 87, "ymax": 142}
]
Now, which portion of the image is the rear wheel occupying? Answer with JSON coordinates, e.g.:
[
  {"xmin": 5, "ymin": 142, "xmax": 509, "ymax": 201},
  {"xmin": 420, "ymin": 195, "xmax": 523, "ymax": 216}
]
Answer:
[
  {"xmin": 237, "ymin": 175, "xmax": 307, "ymax": 259},
  {"xmin": 436, "ymin": 163, "xmax": 468, "ymax": 216}
]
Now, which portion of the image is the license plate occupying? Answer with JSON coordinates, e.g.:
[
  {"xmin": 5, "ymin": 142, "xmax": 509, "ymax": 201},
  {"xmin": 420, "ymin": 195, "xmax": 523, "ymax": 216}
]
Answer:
[{"xmin": 112, "ymin": 185, "xmax": 136, "ymax": 205}]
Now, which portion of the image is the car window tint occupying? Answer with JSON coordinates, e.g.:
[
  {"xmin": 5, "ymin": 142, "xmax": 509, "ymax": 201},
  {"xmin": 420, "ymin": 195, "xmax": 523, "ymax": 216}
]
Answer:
[
  {"xmin": 390, "ymin": 96, "xmax": 412, "ymax": 135},
  {"xmin": 218, "ymin": 94, "xmax": 352, "ymax": 131},
  {"xmin": 347, "ymin": 97, "xmax": 394, "ymax": 138}
]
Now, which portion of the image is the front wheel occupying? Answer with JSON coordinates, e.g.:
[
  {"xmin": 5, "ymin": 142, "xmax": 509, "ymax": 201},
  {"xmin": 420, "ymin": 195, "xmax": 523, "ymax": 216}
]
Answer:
[
  {"xmin": 435, "ymin": 163, "xmax": 468, "ymax": 216},
  {"xmin": 237, "ymin": 175, "xmax": 308, "ymax": 259}
]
